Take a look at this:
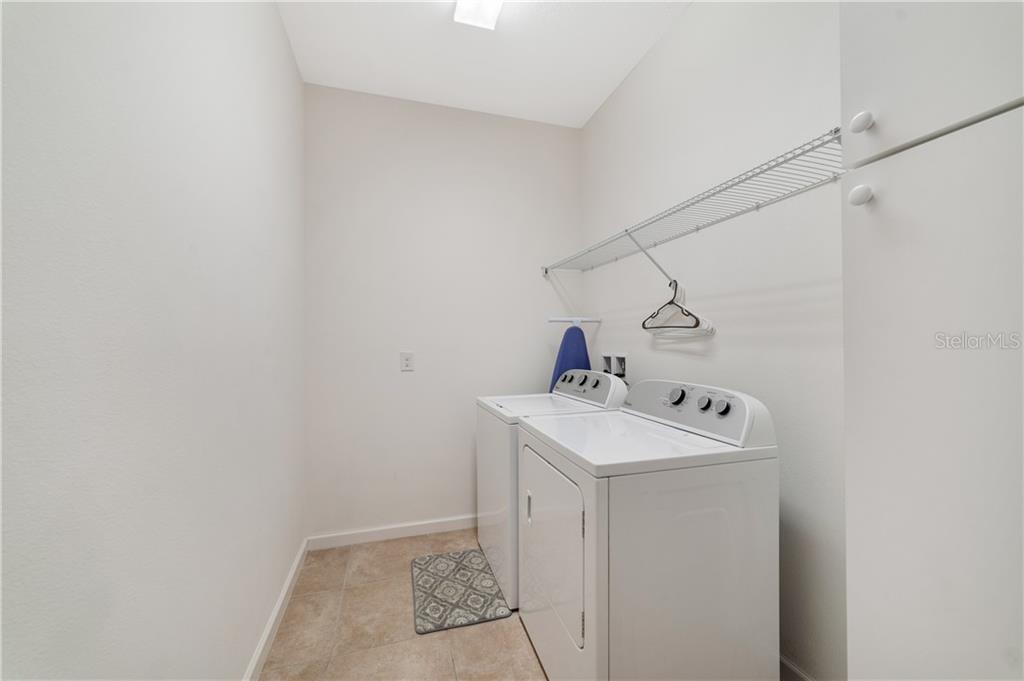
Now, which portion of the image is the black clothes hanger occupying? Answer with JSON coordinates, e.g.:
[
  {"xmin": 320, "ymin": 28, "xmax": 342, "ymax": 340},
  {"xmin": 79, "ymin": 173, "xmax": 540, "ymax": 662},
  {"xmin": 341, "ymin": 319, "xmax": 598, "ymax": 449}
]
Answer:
[{"xmin": 641, "ymin": 279, "xmax": 702, "ymax": 331}]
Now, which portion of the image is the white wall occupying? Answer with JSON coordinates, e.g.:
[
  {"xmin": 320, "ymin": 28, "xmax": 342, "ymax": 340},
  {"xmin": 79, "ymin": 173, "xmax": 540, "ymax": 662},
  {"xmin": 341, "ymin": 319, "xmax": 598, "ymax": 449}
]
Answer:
[
  {"xmin": 576, "ymin": 4, "xmax": 845, "ymax": 680},
  {"xmin": 2, "ymin": 4, "xmax": 305, "ymax": 678},
  {"xmin": 838, "ymin": 2, "xmax": 1024, "ymax": 672},
  {"xmin": 303, "ymin": 85, "xmax": 582, "ymax": 537},
  {"xmin": 843, "ymin": 109, "xmax": 1022, "ymax": 681}
]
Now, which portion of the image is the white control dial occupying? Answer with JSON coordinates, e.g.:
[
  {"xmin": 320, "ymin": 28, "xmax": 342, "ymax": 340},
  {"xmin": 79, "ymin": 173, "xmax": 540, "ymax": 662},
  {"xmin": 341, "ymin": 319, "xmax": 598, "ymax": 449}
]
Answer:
[{"xmin": 714, "ymin": 399, "xmax": 731, "ymax": 416}]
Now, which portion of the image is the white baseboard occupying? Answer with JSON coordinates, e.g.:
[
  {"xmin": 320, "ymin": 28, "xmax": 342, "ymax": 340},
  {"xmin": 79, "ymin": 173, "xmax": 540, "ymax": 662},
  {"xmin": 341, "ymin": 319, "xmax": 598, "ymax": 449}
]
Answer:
[
  {"xmin": 245, "ymin": 513, "xmax": 477, "ymax": 679},
  {"xmin": 305, "ymin": 513, "xmax": 476, "ymax": 551},
  {"xmin": 244, "ymin": 538, "xmax": 308, "ymax": 681},
  {"xmin": 781, "ymin": 654, "xmax": 816, "ymax": 681}
]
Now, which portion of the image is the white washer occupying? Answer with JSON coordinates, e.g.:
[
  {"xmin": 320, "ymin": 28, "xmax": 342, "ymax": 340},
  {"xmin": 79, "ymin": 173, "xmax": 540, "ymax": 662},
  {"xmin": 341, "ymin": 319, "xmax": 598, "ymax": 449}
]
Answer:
[
  {"xmin": 476, "ymin": 370, "xmax": 627, "ymax": 610},
  {"xmin": 517, "ymin": 379, "xmax": 779, "ymax": 681}
]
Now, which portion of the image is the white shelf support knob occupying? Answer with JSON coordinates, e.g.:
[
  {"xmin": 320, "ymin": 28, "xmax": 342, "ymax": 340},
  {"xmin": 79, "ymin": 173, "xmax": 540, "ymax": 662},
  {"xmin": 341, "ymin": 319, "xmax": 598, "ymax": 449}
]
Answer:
[
  {"xmin": 848, "ymin": 184, "xmax": 874, "ymax": 206},
  {"xmin": 849, "ymin": 111, "xmax": 875, "ymax": 133}
]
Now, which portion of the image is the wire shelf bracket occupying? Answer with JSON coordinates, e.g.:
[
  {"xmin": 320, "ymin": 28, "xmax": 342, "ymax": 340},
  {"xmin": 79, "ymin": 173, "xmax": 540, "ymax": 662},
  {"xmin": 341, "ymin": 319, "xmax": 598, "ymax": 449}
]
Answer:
[{"xmin": 542, "ymin": 127, "xmax": 844, "ymax": 277}]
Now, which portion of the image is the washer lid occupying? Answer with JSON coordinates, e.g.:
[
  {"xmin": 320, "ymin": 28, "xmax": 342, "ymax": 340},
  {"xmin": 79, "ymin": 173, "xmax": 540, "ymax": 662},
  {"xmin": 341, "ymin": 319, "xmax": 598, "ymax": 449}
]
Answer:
[
  {"xmin": 476, "ymin": 393, "xmax": 602, "ymax": 424},
  {"xmin": 519, "ymin": 410, "xmax": 777, "ymax": 477}
]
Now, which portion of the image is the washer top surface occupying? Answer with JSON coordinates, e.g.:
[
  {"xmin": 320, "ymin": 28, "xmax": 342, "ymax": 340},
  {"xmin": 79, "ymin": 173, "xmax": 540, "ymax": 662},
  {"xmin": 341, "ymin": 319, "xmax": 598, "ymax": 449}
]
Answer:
[
  {"xmin": 518, "ymin": 379, "xmax": 778, "ymax": 477},
  {"xmin": 477, "ymin": 393, "xmax": 604, "ymax": 424},
  {"xmin": 477, "ymin": 370, "xmax": 627, "ymax": 424}
]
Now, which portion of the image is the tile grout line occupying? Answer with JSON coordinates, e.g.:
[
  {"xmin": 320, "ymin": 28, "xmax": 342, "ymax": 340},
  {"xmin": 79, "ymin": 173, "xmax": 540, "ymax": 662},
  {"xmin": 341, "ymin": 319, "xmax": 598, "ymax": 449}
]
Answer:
[
  {"xmin": 325, "ymin": 632, "xmax": 454, "ymax": 671},
  {"xmin": 261, "ymin": 587, "xmax": 347, "ymax": 674},
  {"xmin": 321, "ymin": 547, "xmax": 439, "ymax": 671},
  {"xmin": 319, "ymin": 551, "xmax": 355, "ymax": 674},
  {"xmin": 285, "ymin": 583, "xmax": 347, "ymax": 599},
  {"xmin": 265, "ymin": 549, "xmax": 354, "ymax": 677},
  {"xmin": 450, "ymin": 645, "xmax": 460, "ymax": 681}
]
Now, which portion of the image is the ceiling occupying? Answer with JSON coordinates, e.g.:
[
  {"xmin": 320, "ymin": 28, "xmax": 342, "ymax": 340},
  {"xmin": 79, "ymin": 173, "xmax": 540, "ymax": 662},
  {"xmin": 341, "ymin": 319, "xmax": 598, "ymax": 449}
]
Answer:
[{"xmin": 277, "ymin": 2, "xmax": 686, "ymax": 128}]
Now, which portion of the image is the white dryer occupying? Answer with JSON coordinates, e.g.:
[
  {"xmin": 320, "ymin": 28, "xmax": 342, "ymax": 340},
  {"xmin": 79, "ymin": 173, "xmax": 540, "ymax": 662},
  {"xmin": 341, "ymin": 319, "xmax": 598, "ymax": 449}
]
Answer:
[
  {"xmin": 517, "ymin": 379, "xmax": 779, "ymax": 681},
  {"xmin": 476, "ymin": 370, "xmax": 627, "ymax": 610}
]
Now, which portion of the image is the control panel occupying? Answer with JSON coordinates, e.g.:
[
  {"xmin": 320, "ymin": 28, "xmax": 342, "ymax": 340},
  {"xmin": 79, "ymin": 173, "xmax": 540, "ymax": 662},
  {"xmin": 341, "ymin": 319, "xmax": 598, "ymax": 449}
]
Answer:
[
  {"xmin": 552, "ymin": 370, "xmax": 627, "ymax": 408},
  {"xmin": 621, "ymin": 379, "xmax": 775, "ymax": 447}
]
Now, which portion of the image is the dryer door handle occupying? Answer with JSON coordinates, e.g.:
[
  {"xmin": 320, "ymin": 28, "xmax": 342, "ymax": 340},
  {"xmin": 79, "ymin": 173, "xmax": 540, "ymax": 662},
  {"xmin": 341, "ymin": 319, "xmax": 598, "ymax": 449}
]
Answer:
[{"xmin": 526, "ymin": 490, "xmax": 532, "ymax": 525}]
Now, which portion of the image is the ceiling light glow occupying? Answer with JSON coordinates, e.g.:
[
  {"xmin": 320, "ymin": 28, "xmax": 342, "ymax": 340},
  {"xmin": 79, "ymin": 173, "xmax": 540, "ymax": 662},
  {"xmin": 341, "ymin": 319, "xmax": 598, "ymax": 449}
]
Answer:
[{"xmin": 453, "ymin": 0, "xmax": 505, "ymax": 30}]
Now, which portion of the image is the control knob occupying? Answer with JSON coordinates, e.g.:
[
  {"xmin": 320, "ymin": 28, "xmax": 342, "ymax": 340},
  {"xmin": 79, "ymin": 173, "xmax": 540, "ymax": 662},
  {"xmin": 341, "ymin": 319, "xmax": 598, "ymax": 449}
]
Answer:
[
  {"xmin": 669, "ymin": 387, "xmax": 686, "ymax": 406},
  {"xmin": 591, "ymin": 378, "xmax": 601, "ymax": 389},
  {"xmin": 714, "ymin": 399, "xmax": 731, "ymax": 416},
  {"xmin": 579, "ymin": 375, "xmax": 589, "ymax": 386},
  {"xmin": 697, "ymin": 396, "xmax": 712, "ymax": 411}
]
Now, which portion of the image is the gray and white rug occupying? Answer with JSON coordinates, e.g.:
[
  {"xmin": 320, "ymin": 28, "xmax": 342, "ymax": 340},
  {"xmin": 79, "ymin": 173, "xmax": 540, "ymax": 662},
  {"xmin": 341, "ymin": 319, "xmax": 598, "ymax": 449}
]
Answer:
[{"xmin": 411, "ymin": 548, "xmax": 512, "ymax": 634}]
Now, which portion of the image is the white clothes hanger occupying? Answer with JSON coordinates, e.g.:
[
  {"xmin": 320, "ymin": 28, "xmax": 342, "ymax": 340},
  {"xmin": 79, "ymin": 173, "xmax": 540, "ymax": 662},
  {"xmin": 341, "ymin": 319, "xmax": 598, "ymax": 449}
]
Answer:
[
  {"xmin": 625, "ymin": 232, "xmax": 715, "ymax": 338},
  {"xmin": 641, "ymin": 280, "xmax": 715, "ymax": 338}
]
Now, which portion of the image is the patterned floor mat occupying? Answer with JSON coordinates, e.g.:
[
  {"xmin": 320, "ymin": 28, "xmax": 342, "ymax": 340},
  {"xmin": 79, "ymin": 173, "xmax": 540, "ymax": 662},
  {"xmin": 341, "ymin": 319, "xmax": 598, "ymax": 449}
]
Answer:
[{"xmin": 411, "ymin": 548, "xmax": 512, "ymax": 634}]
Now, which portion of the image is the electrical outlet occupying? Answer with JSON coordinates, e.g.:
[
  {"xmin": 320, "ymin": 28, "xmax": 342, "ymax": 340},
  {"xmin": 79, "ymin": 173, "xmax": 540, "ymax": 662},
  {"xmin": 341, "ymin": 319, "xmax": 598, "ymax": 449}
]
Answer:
[{"xmin": 399, "ymin": 352, "xmax": 415, "ymax": 372}]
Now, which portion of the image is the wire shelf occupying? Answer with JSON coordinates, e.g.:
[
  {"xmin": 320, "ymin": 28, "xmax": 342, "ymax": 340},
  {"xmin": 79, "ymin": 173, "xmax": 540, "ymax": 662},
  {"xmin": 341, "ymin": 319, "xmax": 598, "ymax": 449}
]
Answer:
[{"xmin": 544, "ymin": 128, "xmax": 844, "ymax": 274}]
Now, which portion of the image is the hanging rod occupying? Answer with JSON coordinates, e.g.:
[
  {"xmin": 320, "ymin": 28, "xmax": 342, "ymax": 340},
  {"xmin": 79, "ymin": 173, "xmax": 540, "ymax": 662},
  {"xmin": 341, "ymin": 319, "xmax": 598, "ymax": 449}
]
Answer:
[{"xmin": 542, "ymin": 127, "xmax": 844, "ymax": 276}]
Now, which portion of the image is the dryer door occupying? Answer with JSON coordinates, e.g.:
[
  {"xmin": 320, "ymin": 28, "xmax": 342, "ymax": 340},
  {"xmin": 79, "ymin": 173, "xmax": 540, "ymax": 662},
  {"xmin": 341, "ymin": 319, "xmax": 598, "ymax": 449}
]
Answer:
[{"xmin": 520, "ymin": 444, "xmax": 585, "ymax": 649}]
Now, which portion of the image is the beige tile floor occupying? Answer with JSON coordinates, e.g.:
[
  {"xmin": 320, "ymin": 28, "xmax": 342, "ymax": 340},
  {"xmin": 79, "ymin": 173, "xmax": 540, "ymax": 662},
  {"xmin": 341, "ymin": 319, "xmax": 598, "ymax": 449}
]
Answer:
[{"xmin": 260, "ymin": 529, "xmax": 547, "ymax": 681}]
